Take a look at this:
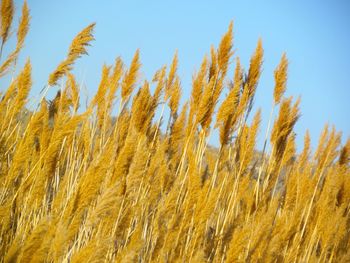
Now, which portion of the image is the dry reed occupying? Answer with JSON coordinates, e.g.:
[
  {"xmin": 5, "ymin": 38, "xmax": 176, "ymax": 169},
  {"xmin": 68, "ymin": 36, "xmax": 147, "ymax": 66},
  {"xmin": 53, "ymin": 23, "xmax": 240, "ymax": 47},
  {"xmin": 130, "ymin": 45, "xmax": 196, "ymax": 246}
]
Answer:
[{"xmin": 0, "ymin": 2, "xmax": 349, "ymax": 262}]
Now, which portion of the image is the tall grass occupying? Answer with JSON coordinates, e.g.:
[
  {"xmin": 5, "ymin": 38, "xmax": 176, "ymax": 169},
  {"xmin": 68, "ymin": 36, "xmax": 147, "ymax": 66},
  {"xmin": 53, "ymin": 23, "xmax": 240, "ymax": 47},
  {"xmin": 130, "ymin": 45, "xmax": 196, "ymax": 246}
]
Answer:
[{"xmin": 0, "ymin": 2, "xmax": 349, "ymax": 262}]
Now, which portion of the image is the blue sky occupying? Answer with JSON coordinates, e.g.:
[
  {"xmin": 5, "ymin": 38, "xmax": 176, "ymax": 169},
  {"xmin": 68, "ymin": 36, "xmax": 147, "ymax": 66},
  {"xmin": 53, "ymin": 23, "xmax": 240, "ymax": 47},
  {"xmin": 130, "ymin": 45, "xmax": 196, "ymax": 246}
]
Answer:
[{"xmin": 4, "ymin": 0, "xmax": 350, "ymax": 150}]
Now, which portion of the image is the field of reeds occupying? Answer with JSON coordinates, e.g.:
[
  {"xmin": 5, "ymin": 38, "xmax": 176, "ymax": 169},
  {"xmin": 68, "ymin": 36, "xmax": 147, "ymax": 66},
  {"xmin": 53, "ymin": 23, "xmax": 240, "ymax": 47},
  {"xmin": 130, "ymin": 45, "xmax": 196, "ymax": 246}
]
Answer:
[{"xmin": 0, "ymin": 1, "xmax": 349, "ymax": 262}]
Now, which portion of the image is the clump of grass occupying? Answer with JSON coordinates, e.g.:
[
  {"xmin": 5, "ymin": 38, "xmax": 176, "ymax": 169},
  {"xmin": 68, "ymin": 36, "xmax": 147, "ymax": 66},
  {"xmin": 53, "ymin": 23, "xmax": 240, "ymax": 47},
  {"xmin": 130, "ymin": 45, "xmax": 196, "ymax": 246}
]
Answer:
[{"xmin": 0, "ymin": 1, "xmax": 349, "ymax": 262}]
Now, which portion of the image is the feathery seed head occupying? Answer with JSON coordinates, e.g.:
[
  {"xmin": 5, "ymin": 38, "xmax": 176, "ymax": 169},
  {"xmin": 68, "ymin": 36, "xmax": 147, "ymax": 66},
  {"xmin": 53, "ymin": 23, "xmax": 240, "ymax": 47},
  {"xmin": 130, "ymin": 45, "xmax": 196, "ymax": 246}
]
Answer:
[
  {"xmin": 217, "ymin": 21, "xmax": 234, "ymax": 77},
  {"xmin": 48, "ymin": 23, "xmax": 95, "ymax": 86},
  {"xmin": 0, "ymin": 0, "xmax": 14, "ymax": 44},
  {"xmin": 273, "ymin": 53, "xmax": 288, "ymax": 105},
  {"xmin": 121, "ymin": 49, "xmax": 141, "ymax": 101},
  {"xmin": 247, "ymin": 38, "xmax": 263, "ymax": 97},
  {"xmin": 16, "ymin": 0, "xmax": 30, "ymax": 48}
]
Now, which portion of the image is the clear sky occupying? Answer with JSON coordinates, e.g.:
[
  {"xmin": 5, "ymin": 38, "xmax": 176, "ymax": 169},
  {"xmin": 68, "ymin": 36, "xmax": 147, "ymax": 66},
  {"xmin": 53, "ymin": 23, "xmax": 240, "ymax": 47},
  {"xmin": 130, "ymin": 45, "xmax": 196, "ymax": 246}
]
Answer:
[{"xmin": 4, "ymin": 0, "xmax": 350, "ymax": 150}]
